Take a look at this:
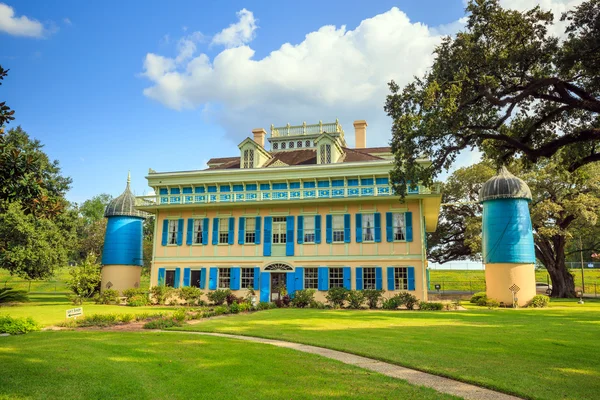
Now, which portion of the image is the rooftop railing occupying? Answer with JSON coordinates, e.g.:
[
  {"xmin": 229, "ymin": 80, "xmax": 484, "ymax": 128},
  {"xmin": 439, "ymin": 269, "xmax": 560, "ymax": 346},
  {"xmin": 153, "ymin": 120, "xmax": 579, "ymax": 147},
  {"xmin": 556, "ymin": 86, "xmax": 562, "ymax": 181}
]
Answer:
[{"xmin": 270, "ymin": 120, "xmax": 344, "ymax": 138}]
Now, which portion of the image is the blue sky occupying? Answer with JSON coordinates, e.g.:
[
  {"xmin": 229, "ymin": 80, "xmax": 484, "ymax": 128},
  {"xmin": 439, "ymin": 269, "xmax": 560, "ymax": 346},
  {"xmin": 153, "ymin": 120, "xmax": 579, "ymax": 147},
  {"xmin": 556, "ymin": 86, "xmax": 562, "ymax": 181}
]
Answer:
[{"xmin": 0, "ymin": 0, "xmax": 572, "ymax": 203}]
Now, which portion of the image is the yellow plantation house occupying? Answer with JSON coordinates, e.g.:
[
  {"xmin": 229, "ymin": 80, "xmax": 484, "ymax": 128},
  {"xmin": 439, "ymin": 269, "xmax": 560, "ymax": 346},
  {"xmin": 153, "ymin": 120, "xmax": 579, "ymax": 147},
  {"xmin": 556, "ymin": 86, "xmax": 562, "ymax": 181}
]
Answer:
[{"xmin": 135, "ymin": 120, "xmax": 442, "ymax": 302}]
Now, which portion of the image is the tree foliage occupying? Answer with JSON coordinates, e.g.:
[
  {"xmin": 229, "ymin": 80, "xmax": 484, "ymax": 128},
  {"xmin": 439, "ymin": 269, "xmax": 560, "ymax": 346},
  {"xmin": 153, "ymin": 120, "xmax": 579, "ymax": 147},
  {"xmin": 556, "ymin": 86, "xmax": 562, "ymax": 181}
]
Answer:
[
  {"xmin": 66, "ymin": 253, "xmax": 101, "ymax": 298},
  {"xmin": 74, "ymin": 193, "xmax": 112, "ymax": 261},
  {"xmin": 0, "ymin": 65, "xmax": 15, "ymax": 130},
  {"xmin": 386, "ymin": 0, "xmax": 600, "ymax": 197}
]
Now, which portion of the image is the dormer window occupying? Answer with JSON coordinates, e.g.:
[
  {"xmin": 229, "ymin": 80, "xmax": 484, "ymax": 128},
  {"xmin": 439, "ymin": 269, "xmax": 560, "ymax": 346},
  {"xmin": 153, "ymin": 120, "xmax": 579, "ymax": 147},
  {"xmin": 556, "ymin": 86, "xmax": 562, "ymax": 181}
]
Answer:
[
  {"xmin": 289, "ymin": 141, "xmax": 295, "ymax": 149},
  {"xmin": 319, "ymin": 144, "xmax": 332, "ymax": 164},
  {"xmin": 281, "ymin": 142, "xmax": 286, "ymax": 150},
  {"xmin": 297, "ymin": 140, "xmax": 302, "ymax": 148},
  {"xmin": 243, "ymin": 149, "xmax": 254, "ymax": 168},
  {"xmin": 273, "ymin": 142, "xmax": 279, "ymax": 150},
  {"xmin": 305, "ymin": 140, "xmax": 311, "ymax": 147}
]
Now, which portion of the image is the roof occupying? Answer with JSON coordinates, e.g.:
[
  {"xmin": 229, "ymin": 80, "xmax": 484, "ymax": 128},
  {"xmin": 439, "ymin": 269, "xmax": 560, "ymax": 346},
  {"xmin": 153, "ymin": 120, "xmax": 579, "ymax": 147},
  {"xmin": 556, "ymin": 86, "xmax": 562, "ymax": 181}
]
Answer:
[
  {"xmin": 479, "ymin": 167, "xmax": 532, "ymax": 202},
  {"xmin": 105, "ymin": 174, "xmax": 148, "ymax": 218},
  {"xmin": 205, "ymin": 147, "xmax": 387, "ymax": 170}
]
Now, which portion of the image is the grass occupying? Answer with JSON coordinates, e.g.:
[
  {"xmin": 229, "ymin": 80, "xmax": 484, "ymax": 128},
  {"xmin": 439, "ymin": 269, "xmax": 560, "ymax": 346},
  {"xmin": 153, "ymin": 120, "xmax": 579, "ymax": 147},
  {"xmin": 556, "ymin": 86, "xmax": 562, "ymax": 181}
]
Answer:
[
  {"xmin": 0, "ymin": 294, "xmax": 172, "ymax": 326},
  {"xmin": 175, "ymin": 300, "xmax": 600, "ymax": 400},
  {"xmin": 0, "ymin": 331, "xmax": 457, "ymax": 400}
]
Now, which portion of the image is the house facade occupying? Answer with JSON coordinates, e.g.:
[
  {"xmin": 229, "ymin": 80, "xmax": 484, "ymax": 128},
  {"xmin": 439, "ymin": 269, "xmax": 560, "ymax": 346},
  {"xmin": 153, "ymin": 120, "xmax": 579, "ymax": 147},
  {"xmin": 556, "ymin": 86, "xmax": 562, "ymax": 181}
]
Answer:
[{"xmin": 135, "ymin": 120, "xmax": 442, "ymax": 303}]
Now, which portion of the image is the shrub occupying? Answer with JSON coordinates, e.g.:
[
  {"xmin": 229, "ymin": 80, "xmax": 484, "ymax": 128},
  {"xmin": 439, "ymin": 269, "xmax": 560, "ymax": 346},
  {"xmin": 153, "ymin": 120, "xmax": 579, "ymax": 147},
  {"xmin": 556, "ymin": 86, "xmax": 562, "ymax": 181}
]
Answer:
[
  {"xmin": 226, "ymin": 292, "xmax": 246, "ymax": 306},
  {"xmin": 0, "ymin": 315, "xmax": 40, "ymax": 334},
  {"xmin": 134, "ymin": 312, "xmax": 166, "ymax": 322},
  {"xmin": 208, "ymin": 289, "xmax": 231, "ymax": 306},
  {"xmin": 127, "ymin": 295, "xmax": 150, "ymax": 307},
  {"xmin": 150, "ymin": 285, "xmax": 175, "ymax": 305},
  {"xmin": 347, "ymin": 290, "xmax": 365, "ymax": 309},
  {"xmin": 470, "ymin": 292, "xmax": 487, "ymax": 304},
  {"xmin": 213, "ymin": 305, "xmax": 230, "ymax": 315},
  {"xmin": 238, "ymin": 302, "xmax": 252, "ymax": 312},
  {"xmin": 529, "ymin": 295, "xmax": 550, "ymax": 308},
  {"xmin": 309, "ymin": 300, "xmax": 326, "ymax": 309},
  {"xmin": 381, "ymin": 297, "xmax": 401, "ymax": 310},
  {"xmin": 275, "ymin": 294, "xmax": 291, "ymax": 308},
  {"xmin": 123, "ymin": 288, "xmax": 147, "ymax": 300},
  {"xmin": 486, "ymin": 299, "xmax": 500, "ymax": 309},
  {"xmin": 291, "ymin": 289, "xmax": 316, "ymax": 308},
  {"xmin": 94, "ymin": 289, "xmax": 120, "ymax": 305},
  {"xmin": 257, "ymin": 302, "xmax": 271, "ymax": 311},
  {"xmin": 476, "ymin": 296, "xmax": 489, "ymax": 307},
  {"xmin": 363, "ymin": 289, "xmax": 384, "ymax": 309},
  {"xmin": 120, "ymin": 313, "xmax": 134, "ymax": 323},
  {"xmin": 0, "ymin": 287, "xmax": 29, "ymax": 304},
  {"xmin": 180, "ymin": 287, "xmax": 204, "ymax": 306},
  {"xmin": 66, "ymin": 253, "xmax": 101, "ymax": 298},
  {"xmin": 444, "ymin": 299, "xmax": 461, "ymax": 311},
  {"xmin": 419, "ymin": 302, "xmax": 444, "ymax": 311},
  {"xmin": 143, "ymin": 317, "xmax": 183, "ymax": 329},
  {"xmin": 397, "ymin": 292, "xmax": 419, "ymax": 310},
  {"xmin": 229, "ymin": 302, "xmax": 240, "ymax": 314},
  {"xmin": 68, "ymin": 295, "xmax": 84, "ymax": 305},
  {"xmin": 172, "ymin": 309, "xmax": 187, "ymax": 322},
  {"xmin": 326, "ymin": 287, "xmax": 349, "ymax": 308}
]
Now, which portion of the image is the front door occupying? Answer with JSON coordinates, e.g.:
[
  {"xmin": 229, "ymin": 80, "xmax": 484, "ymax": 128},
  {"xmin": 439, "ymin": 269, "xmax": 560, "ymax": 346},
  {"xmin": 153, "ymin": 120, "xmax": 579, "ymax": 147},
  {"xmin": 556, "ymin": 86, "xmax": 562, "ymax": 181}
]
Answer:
[{"xmin": 270, "ymin": 273, "xmax": 286, "ymax": 301}]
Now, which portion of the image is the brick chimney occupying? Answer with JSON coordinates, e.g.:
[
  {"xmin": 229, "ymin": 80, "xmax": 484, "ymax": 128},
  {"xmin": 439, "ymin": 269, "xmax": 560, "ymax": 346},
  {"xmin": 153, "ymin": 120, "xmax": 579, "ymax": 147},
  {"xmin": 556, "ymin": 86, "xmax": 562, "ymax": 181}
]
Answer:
[
  {"xmin": 252, "ymin": 128, "xmax": 267, "ymax": 148},
  {"xmin": 353, "ymin": 120, "xmax": 367, "ymax": 149}
]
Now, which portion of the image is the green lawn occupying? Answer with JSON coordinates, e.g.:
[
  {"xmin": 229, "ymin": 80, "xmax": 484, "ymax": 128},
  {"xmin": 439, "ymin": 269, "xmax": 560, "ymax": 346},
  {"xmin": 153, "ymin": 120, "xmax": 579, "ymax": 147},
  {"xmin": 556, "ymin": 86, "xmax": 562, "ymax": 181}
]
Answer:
[
  {"xmin": 0, "ymin": 331, "xmax": 456, "ymax": 400},
  {"xmin": 175, "ymin": 301, "xmax": 600, "ymax": 400},
  {"xmin": 0, "ymin": 294, "xmax": 172, "ymax": 326}
]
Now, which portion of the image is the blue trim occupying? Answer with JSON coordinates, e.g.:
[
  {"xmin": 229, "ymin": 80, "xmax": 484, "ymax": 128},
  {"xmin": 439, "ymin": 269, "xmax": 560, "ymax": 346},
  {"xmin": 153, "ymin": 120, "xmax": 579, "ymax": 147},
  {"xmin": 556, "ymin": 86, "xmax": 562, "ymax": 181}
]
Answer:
[
  {"xmin": 161, "ymin": 220, "xmax": 168, "ymax": 246},
  {"xmin": 158, "ymin": 268, "xmax": 166, "ymax": 286},
  {"xmin": 176, "ymin": 219, "xmax": 184, "ymax": 246},
  {"xmin": 286, "ymin": 216, "xmax": 294, "ymax": 256},
  {"xmin": 253, "ymin": 267, "xmax": 260, "ymax": 290},
  {"xmin": 290, "ymin": 182, "xmax": 301, "ymax": 189},
  {"xmin": 343, "ymin": 267, "xmax": 351, "ymax": 290},
  {"xmin": 347, "ymin": 179, "xmax": 359, "ymax": 186},
  {"xmin": 375, "ymin": 177, "xmax": 389, "ymax": 185},
  {"xmin": 263, "ymin": 217, "xmax": 272, "ymax": 256},
  {"xmin": 200, "ymin": 268, "xmax": 206, "ymax": 289},
  {"xmin": 331, "ymin": 179, "xmax": 344, "ymax": 187},
  {"xmin": 260, "ymin": 183, "xmax": 270, "ymax": 190},
  {"xmin": 355, "ymin": 214, "xmax": 362, "ymax": 243},
  {"xmin": 194, "ymin": 187, "xmax": 205, "ymax": 193},
  {"xmin": 233, "ymin": 185, "xmax": 244, "ymax": 192},
  {"xmin": 159, "ymin": 188, "xmax": 168, "ymax": 195},
  {"xmin": 202, "ymin": 219, "xmax": 209, "ymax": 245},
  {"xmin": 374, "ymin": 213, "xmax": 382, "ymax": 243},
  {"xmin": 170, "ymin": 188, "xmax": 180, "ymax": 195},
  {"xmin": 361, "ymin": 178, "xmax": 374, "ymax": 185},
  {"xmin": 255, "ymin": 217, "xmax": 261, "ymax": 245},
  {"xmin": 209, "ymin": 268, "xmax": 218, "ymax": 290},
  {"xmin": 318, "ymin": 267, "xmax": 328, "ymax": 291},
  {"xmin": 220, "ymin": 185, "xmax": 231, "ymax": 192},
  {"xmin": 386, "ymin": 212, "xmax": 393, "ymax": 242},
  {"xmin": 207, "ymin": 186, "xmax": 217, "ymax": 193},
  {"xmin": 297, "ymin": 216, "xmax": 304, "ymax": 244},
  {"xmin": 303, "ymin": 182, "xmax": 316, "ymax": 188},
  {"xmin": 326, "ymin": 215, "xmax": 333, "ymax": 244},
  {"xmin": 295, "ymin": 267, "xmax": 304, "ymax": 290},
  {"xmin": 387, "ymin": 267, "xmax": 395, "ymax": 291},
  {"xmin": 375, "ymin": 267, "xmax": 382, "ymax": 290},
  {"xmin": 260, "ymin": 272, "xmax": 270, "ymax": 302},
  {"xmin": 228, "ymin": 217, "xmax": 235, "ymax": 245},
  {"xmin": 231, "ymin": 267, "xmax": 240, "ymax": 290},
  {"xmin": 186, "ymin": 218, "xmax": 193, "ymax": 245},
  {"xmin": 183, "ymin": 268, "xmax": 191, "ymax": 287},
  {"xmin": 344, "ymin": 214, "xmax": 351, "ymax": 243},
  {"xmin": 315, "ymin": 215, "xmax": 322, "ymax": 244},
  {"xmin": 182, "ymin": 187, "xmax": 193, "ymax": 194},
  {"xmin": 173, "ymin": 268, "xmax": 181, "ymax": 288},
  {"xmin": 356, "ymin": 267, "xmax": 363, "ymax": 290},
  {"xmin": 405, "ymin": 212, "xmax": 413, "ymax": 242},
  {"xmin": 238, "ymin": 217, "xmax": 245, "ymax": 245},
  {"xmin": 246, "ymin": 184, "xmax": 257, "ymax": 191},
  {"xmin": 408, "ymin": 267, "xmax": 415, "ymax": 291},
  {"xmin": 317, "ymin": 180, "xmax": 330, "ymax": 188},
  {"xmin": 272, "ymin": 182, "xmax": 288, "ymax": 190},
  {"xmin": 212, "ymin": 218, "xmax": 219, "ymax": 245},
  {"xmin": 286, "ymin": 272, "xmax": 296, "ymax": 297}
]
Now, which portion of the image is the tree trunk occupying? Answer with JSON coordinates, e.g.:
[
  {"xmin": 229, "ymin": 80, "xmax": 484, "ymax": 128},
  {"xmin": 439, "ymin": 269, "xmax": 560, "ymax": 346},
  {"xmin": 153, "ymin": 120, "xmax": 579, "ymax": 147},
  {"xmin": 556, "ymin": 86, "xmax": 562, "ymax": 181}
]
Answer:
[{"xmin": 535, "ymin": 236, "xmax": 576, "ymax": 298}]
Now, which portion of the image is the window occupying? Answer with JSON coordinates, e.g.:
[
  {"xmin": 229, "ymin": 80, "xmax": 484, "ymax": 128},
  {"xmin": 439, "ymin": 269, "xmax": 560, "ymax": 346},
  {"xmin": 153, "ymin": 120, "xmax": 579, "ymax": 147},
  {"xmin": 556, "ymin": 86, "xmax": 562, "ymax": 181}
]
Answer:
[
  {"xmin": 218, "ymin": 268, "xmax": 231, "ymax": 288},
  {"xmin": 329, "ymin": 267, "xmax": 344, "ymax": 288},
  {"xmin": 303, "ymin": 216, "xmax": 315, "ymax": 243},
  {"xmin": 273, "ymin": 142, "xmax": 279, "ymax": 150},
  {"xmin": 193, "ymin": 219, "xmax": 203, "ymax": 244},
  {"xmin": 281, "ymin": 142, "xmax": 286, "ymax": 150},
  {"xmin": 319, "ymin": 144, "xmax": 332, "ymax": 163},
  {"xmin": 393, "ymin": 213, "xmax": 406, "ymax": 241},
  {"xmin": 362, "ymin": 214, "xmax": 375, "ymax": 242},
  {"xmin": 304, "ymin": 268, "xmax": 318, "ymax": 289},
  {"xmin": 332, "ymin": 215, "xmax": 344, "ymax": 242},
  {"xmin": 305, "ymin": 140, "xmax": 311, "ymax": 148},
  {"xmin": 190, "ymin": 270, "xmax": 201, "ymax": 288},
  {"xmin": 219, "ymin": 218, "xmax": 229, "ymax": 244},
  {"xmin": 363, "ymin": 267, "xmax": 376, "ymax": 289},
  {"xmin": 289, "ymin": 141, "xmax": 294, "ymax": 149},
  {"xmin": 394, "ymin": 267, "xmax": 408, "ymax": 290},
  {"xmin": 272, "ymin": 216, "xmax": 287, "ymax": 244},
  {"xmin": 245, "ymin": 218, "xmax": 256, "ymax": 244},
  {"xmin": 241, "ymin": 268, "xmax": 255, "ymax": 289},
  {"xmin": 165, "ymin": 270, "xmax": 175, "ymax": 287},
  {"xmin": 297, "ymin": 140, "xmax": 302, "ymax": 148},
  {"xmin": 243, "ymin": 149, "xmax": 254, "ymax": 168},
  {"xmin": 167, "ymin": 220, "xmax": 178, "ymax": 245}
]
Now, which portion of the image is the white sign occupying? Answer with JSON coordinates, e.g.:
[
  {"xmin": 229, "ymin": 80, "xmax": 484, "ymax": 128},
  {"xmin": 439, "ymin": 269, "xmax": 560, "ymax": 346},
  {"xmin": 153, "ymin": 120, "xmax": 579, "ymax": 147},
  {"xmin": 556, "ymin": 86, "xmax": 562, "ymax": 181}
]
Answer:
[{"xmin": 66, "ymin": 307, "xmax": 83, "ymax": 319}]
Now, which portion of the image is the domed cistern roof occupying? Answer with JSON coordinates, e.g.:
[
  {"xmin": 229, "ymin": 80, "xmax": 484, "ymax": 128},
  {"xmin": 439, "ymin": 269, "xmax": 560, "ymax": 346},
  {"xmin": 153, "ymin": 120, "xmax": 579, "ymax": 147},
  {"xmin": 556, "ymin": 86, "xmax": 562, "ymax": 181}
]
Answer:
[
  {"xmin": 104, "ymin": 172, "xmax": 147, "ymax": 218},
  {"xmin": 479, "ymin": 166, "xmax": 532, "ymax": 202}
]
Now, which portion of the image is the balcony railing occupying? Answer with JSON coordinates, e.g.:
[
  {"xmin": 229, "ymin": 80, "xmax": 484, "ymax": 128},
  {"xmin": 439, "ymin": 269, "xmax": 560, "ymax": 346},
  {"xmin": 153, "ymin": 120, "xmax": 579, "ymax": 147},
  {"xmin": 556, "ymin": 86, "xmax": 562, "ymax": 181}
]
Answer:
[
  {"xmin": 135, "ymin": 183, "xmax": 440, "ymax": 207},
  {"xmin": 270, "ymin": 120, "xmax": 344, "ymax": 138}
]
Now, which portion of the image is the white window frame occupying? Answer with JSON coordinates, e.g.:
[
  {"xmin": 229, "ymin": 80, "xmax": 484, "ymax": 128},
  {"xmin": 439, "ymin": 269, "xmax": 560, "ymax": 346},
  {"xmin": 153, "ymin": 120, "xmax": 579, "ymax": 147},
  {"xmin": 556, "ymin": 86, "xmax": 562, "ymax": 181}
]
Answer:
[
  {"xmin": 167, "ymin": 220, "xmax": 178, "ymax": 245},
  {"xmin": 332, "ymin": 215, "xmax": 344, "ymax": 243},
  {"xmin": 218, "ymin": 268, "xmax": 231, "ymax": 289},
  {"xmin": 304, "ymin": 268, "xmax": 318, "ymax": 289},
  {"xmin": 241, "ymin": 268, "xmax": 254, "ymax": 289},
  {"xmin": 393, "ymin": 213, "xmax": 406, "ymax": 241},
  {"xmin": 319, "ymin": 144, "xmax": 332, "ymax": 164},
  {"xmin": 362, "ymin": 214, "xmax": 375, "ymax": 242},
  {"xmin": 363, "ymin": 267, "xmax": 376, "ymax": 290},
  {"xmin": 303, "ymin": 216, "xmax": 316, "ymax": 244},
  {"xmin": 193, "ymin": 219, "xmax": 203, "ymax": 244},
  {"xmin": 272, "ymin": 216, "xmax": 287, "ymax": 244},
  {"xmin": 219, "ymin": 218, "xmax": 229, "ymax": 244},
  {"xmin": 394, "ymin": 267, "xmax": 408, "ymax": 290},
  {"xmin": 329, "ymin": 267, "xmax": 344, "ymax": 288},
  {"xmin": 245, "ymin": 218, "xmax": 256, "ymax": 244},
  {"xmin": 243, "ymin": 149, "xmax": 254, "ymax": 169},
  {"xmin": 164, "ymin": 269, "xmax": 176, "ymax": 287}
]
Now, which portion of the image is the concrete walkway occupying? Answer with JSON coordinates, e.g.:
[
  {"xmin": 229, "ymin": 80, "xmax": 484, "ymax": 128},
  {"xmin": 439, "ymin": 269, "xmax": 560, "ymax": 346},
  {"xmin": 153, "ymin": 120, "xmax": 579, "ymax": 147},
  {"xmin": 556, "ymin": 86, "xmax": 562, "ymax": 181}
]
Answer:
[{"xmin": 163, "ymin": 330, "xmax": 521, "ymax": 400}]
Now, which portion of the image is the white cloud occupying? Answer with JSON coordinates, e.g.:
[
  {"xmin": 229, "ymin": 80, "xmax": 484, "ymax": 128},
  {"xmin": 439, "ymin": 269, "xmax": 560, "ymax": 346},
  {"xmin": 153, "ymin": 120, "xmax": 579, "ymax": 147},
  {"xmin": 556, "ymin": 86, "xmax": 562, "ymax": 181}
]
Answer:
[
  {"xmin": 499, "ymin": 0, "xmax": 586, "ymax": 37},
  {"xmin": 211, "ymin": 8, "xmax": 257, "ymax": 48},
  {"xmin": 0, "ymin": 3, "xmax": 45, "ymax": 37},
  {"xmin": 63, "ymin": 17, "xmax": 72, "ymax": 26},
  {"xmin": 141, "ymin": 1, "xmax": 586, "ymax": 150}
]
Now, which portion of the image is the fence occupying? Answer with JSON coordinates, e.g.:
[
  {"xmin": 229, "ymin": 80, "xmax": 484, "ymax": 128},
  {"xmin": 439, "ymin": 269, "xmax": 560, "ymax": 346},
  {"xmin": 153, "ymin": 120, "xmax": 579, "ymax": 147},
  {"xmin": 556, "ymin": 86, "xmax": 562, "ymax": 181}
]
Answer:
[{"xmin": 2, "ymin": 279, "xmax": 71, "ymax": 293}]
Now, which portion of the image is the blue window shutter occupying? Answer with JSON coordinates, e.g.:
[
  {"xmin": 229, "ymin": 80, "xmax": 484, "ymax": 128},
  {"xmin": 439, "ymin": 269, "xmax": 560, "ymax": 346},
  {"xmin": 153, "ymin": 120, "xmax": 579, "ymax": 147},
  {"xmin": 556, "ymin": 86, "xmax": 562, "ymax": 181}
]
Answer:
[
  {"xmin": 356, "ymin": 267, "xmax": 363, "ymax": 290},
  {"xmin": 231, "ymin": 267, "xmax": 241, "ymax": 290},
  {"xmin": 260, "ymin": 272, "xmax": 270, "ymax": 302},
  {"xmin": 209, "ymin": 267, "xmax": 218, "ymax": 290},
  {"xmin": 344, "ymin": 214, "xmax": 351, "ymax": 243},
  {"xmin": 212, "ymin": 218, "xmax": 219, "ymax": 245},
  {"xmin": 295, "ymin": 267, "xmax": 304, "ymax": 290},
  {"xmin": 315, "ymin": 215, "xmax": 322, "ymax": 244},
  {"xmin": 238, "ymin": 217, "xmax": 245, "ymax": 245},
  {"xmin": 177, "ymin": 219, "xmax": 184, "ymax": 245},
  {"xmin": 174, "ymin": 268, "xmax": 181, "ymax": 288},
  {"xmin": 286, "ymin": 272, "xmax": 296, "ymax": 298},
  {"xmin": 228, "ymin": 217, "xmax": 235, "ymax": 245},
  {"xmin": 387, "ymin": 267, "xmax": 395, "ymax": 291},
  {"xmin": 200, "ymin": 268, "xmax": 206, "ymax": 289},
  {"xmin": 374, "ymin": 213, "xmax": 382, "ymax": 243},
  {"xmin": 326, "ymin": 215, "xmax": 333, "ymax": 243},
  {"xmin": 343, "ymin": 267, "xmax": 351, "ymax": 290},
  {"xmin": 253, "ymin": 267, "xmax": 260, "ymax": 290},
  {"xmin": 375, "ymin": 267, "xmax": 383, "ymax": 290},
  {"xmin": 263, "ymin": 217, "xmax": 272, "ymax": 256},
  {"xmin": 161, "ymin": 220, "xmax": 168, "ymax": 246},
  {"xmin": 158, "ymin": 268, "xmax": 166, "ymax": 286},
  {"xmin": 426, "ymin": 268, "xmax": 430, "ymax": 290},
  {"xmin": 318, "ymin": 267, "xmax": 329, "ymax": 291},
  {"xmin": 183, "ymin": 268, "xmax": 191, "ymax": 287},
  {"xmin": 286, "ymin": 216, "xmax": 294, "ymax": 256},
  {"xmin": 297, "ymin": 216, "xmax": 304, "ymax": 244},
  {"xmin": 202, "ymin": 219, "xmax": 209, "ymax": 245},
  {"xmin": 408, "ymin": 267, "xmax": 415, "ymax": 291},
  {"xmin": 186, "ymin": 219, "xmax": 193, "ymax": 245},
  {"xmin": 386, "ymin": 212, "xmax": 393, "ymax": 242},
  {"xmin": 355, "ymin": 214, "xmax": 363, "ymax": 243},
  {"xmin": 405, "ymin": 212, "xmax": 413, "ymax": 242},
  {"xmin": 255, "ymin": 217, "xmax": 261, "ymax": 245}
]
